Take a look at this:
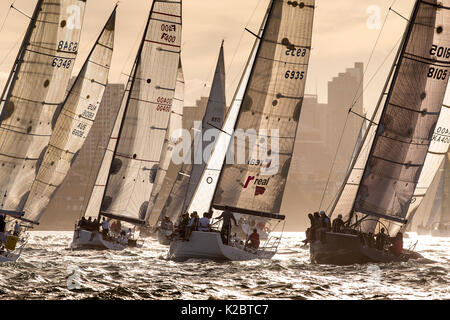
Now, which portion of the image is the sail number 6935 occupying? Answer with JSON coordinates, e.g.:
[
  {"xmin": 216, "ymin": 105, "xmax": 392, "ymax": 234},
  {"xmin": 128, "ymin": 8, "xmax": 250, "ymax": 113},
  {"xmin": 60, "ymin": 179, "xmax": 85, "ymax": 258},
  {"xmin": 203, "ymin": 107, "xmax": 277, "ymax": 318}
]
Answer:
[{"xmin": 285, "ymin": 70, "xmax": 304, "ymax": 80}]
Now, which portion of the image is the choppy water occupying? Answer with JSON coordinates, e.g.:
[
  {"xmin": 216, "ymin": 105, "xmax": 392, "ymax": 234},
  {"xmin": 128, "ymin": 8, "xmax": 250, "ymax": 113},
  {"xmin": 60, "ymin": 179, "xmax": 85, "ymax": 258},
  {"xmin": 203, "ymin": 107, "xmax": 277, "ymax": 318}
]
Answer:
[{"xmin": 0, "ymin": 232, "xmax": 448, "ymax": 300}]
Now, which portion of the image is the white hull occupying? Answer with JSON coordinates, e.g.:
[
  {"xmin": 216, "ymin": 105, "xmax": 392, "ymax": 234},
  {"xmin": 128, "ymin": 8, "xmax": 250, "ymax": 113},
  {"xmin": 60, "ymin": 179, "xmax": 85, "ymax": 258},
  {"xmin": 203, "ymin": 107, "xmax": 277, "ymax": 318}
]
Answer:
[
  {"xmin": 168, "ymin": 231, "xmax": 276, "ymax": 261},
  {"xmin": 70, "ymin": 229, "xmax": 128, "ymax": 251}
]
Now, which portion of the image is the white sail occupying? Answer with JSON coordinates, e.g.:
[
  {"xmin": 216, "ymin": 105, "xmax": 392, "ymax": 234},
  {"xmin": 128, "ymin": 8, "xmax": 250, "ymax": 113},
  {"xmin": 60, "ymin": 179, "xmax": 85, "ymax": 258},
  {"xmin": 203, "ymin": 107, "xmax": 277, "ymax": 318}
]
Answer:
[
  {"xmin": 22, "ymin": 8, "xmax": 116, "ymax": 224},
  {"xmin": 0, "ymin": 0, "xmax": 86, "ymax": 219},
  {"xmin": 96, "ymin": 0, "xmax": 182, "ymax": 223},
  {"xmin": 144, "ymin": 59, "xmax": 184, "ymax": 223},
  {"xmin": 405, "ymin": 105, "xmax": 450, "ymax": 229},
  {"xmin": 187, "ymin": 20, "xmax": 267, "ymax": 216}
]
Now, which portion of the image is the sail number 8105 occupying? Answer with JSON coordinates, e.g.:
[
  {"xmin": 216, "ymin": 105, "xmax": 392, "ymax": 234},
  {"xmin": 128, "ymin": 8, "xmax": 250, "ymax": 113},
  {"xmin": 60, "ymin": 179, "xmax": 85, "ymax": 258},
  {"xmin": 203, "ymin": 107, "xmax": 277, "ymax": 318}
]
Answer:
[{"xmin": 427, "ymin": 67, "xmax": 448, "ymax": 80}]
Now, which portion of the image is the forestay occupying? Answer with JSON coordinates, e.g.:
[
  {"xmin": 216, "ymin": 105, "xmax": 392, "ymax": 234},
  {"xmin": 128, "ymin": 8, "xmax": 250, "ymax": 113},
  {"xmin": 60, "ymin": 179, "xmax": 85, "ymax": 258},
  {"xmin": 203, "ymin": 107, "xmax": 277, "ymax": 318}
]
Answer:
[
  {"xmin": 99, "ymin": 0, "xmax": 182, "ymax": 223},
  {"xmin": 212, "ymin": 0, "xmax": 315, "ymax": 215},
  {"xmin": 0, "ymin": 0, "xmax": 86, "ymax": 217},
  {"xmin": 352, "ymin": 0, "xmax": 450, "ymax": 234},
  {"xmin": 144, "ymin": 58, "xmax": 184, "ymax": 223},
  {"xmin": 22, "ymin": 8, "xmax": 116, "ymax": 224}
]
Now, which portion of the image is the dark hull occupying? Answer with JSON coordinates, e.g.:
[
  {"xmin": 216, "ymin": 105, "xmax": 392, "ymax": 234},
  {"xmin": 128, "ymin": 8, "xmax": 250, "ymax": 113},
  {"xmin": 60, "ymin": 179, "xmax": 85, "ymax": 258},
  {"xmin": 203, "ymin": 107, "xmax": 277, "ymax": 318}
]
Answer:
[{"xmin": 310, "ymin": 232, "xmax": 418, "ymax": 265}]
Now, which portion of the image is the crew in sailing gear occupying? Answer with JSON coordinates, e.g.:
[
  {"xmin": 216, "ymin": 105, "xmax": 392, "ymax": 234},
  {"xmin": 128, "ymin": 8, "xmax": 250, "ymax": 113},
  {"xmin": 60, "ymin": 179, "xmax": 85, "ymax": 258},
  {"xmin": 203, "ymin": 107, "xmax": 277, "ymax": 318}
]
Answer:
[
  {"xmin": 184, "ymin": 212, "xmax": 199, "ymax": 241},
  {"xmin": 389, "ymin": 232, "xmax": 403, "ymax": 256},
  {"xmin": 332, "ymin": 214, "xmax": 345, "ymax": 233},
  {"xmin": 198, "ymin": 212, "xmax": 211, "ymax": 232},
  {"xmin": 375, "ymin": 228, "xmax": 387, "ymax": 251},
  {"xmin": 218, "ymin": 207, "xmax": 237, "ymax": 245},
  {"xmin": 320, "ymin": 211, "xmax": 331, "ymax": 231},
  {"xmin": 101, "ymin": 218, "xmax": 110, "ymax": 239},
  {"xmin": 303, "ymin": 213, "xmax": 315, "ymax": 244},
  {"xmin": 13, "ymin": 221, "xmax": 20, "ymax": 236},
  {"xmin": 178, "ymin": 213, "xmax": 190, "ymax": 237},
  {"xmin": 313, "ymin": 212, "xmax": 322, "ymax": 241},
  {"xmin": 0, "ymin": 215, "xmax": 5, "ymax": 233},
  {"xmin": 247, "ymin": 229, "xmax": 260, "ymax": 249}
]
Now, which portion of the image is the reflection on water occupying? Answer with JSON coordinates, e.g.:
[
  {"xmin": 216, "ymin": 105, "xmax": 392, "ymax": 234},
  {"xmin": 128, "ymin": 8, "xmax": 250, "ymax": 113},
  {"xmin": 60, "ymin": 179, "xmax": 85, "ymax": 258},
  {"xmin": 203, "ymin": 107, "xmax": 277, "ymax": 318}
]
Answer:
[{"xmin": 0, "ymin": 232, "xmax": 448, "ymax": 299}]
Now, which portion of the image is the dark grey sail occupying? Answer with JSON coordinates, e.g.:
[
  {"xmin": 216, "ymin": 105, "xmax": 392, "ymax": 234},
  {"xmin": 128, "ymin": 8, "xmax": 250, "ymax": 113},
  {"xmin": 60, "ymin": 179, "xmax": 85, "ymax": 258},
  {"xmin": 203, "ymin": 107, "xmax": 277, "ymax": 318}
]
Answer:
[{"xmin": 352, "ymin": 0, "xmax": 450, "ymax": 234}]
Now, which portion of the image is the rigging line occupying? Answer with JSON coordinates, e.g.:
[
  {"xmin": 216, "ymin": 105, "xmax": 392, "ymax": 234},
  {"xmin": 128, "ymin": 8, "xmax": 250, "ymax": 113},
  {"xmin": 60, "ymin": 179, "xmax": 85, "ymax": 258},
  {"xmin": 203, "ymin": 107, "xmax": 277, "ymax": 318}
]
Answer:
[
  {"xmin": 352, "ymin": 35, "xmax": 403, "ymax": 107},
  {"xmin": 226, "ymin": 0, "xmax": 265, "ymax": 98},
  {"xmin": 348, "ymin": 1, "xmax": 394, "ymax": 109},
  {"xmin": 11, "ymin": 5, "xmax": 31, "ymax": 20},
  {"xmin": 0, "ymin": 2, "xmax": 13, "ymax": 36}
]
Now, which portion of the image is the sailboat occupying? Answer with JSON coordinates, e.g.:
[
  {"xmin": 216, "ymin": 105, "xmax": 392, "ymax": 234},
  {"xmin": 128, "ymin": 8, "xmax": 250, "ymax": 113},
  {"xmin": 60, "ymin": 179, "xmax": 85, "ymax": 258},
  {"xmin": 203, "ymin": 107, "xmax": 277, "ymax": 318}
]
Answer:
[
  {"xmin": 145, "ymin": 42, "xmax": 227, "ymax": 245},
  {"xmin": 407, "ymin": 151, "xmax": 450, "ymax": 235},
  {"xmin": 70, "ymin": 0, "xmax": 182, "ymax": 250},
  {"xmin": 429, "ymin": 152, "xmax": 450, "ymax": 236},
  {"xmin": 0, "ymin": 0, "xmax": 87, "ymax": 262},
  {"xmin": 310, "ymin": 0, "xmax": 450, "ymax": 265},
  {"xmin": 169, "ymin": 0, "xmax": 315, "ymax": 261}
]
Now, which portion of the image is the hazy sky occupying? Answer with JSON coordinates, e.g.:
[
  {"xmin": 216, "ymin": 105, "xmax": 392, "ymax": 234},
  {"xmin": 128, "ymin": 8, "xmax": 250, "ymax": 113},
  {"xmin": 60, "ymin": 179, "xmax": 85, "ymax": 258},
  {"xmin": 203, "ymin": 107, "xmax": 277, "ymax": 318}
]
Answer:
[{"xmin": 0, "ymin": 0, "xmax": 424, "ymax": 110}]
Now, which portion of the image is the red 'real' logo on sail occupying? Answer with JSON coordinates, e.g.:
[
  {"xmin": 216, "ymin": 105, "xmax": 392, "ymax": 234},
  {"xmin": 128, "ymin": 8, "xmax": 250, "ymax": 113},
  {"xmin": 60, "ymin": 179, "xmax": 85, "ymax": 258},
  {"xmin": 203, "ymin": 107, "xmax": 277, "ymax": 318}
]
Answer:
[{"xmin": 244, "ymin": 176, "xmax": 269, "ymax": 196}]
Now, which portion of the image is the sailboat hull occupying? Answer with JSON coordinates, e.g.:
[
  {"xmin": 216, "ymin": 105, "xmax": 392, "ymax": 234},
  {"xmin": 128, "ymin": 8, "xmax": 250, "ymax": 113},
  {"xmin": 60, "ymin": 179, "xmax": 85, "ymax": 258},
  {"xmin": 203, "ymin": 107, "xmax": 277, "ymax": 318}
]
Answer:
[
  {"xmin": 168, "ymin": 231, "xmax": 276, "ymax": 261},
  {"xmin": 69, "ymin": 229, "xmax": 127, "ymax": 251},
  {"xmin": 309, "ymin": 232, "xmax": 421, "ymax": 265}
]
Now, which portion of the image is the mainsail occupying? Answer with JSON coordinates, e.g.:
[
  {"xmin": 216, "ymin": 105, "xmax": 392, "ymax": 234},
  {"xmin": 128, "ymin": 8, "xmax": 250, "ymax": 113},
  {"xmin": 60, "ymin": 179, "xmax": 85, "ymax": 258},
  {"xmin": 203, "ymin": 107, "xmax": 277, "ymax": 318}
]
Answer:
[
  {"xmin": 86, "ymin": 0, "xmax": 182, "ymax": 225},
  {"xmin": 0, "ymin": 0, "xmax": 86, "ymax": 220},
  {"xmin": 342, "ymin": 0, "xmax": 450, "ymax": 234},
  {"xmin": 21, "ymin": 7, "xmax": 116, "ymax": 225},
  {"xmin": 212, "ymin": 0, "xmax": 315, "ymax": 216},
  {"xmin": 144, "ymin": 59, "xmax": 185, "ymax": 223}
]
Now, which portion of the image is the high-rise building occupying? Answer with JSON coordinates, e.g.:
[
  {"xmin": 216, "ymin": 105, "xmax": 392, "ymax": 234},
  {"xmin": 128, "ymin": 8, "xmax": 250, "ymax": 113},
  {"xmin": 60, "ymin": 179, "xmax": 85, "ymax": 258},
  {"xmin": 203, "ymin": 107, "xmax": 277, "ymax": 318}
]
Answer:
[{"xmin": 281, "ymin": 62, "xmax": 364, "ymax": 230}]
